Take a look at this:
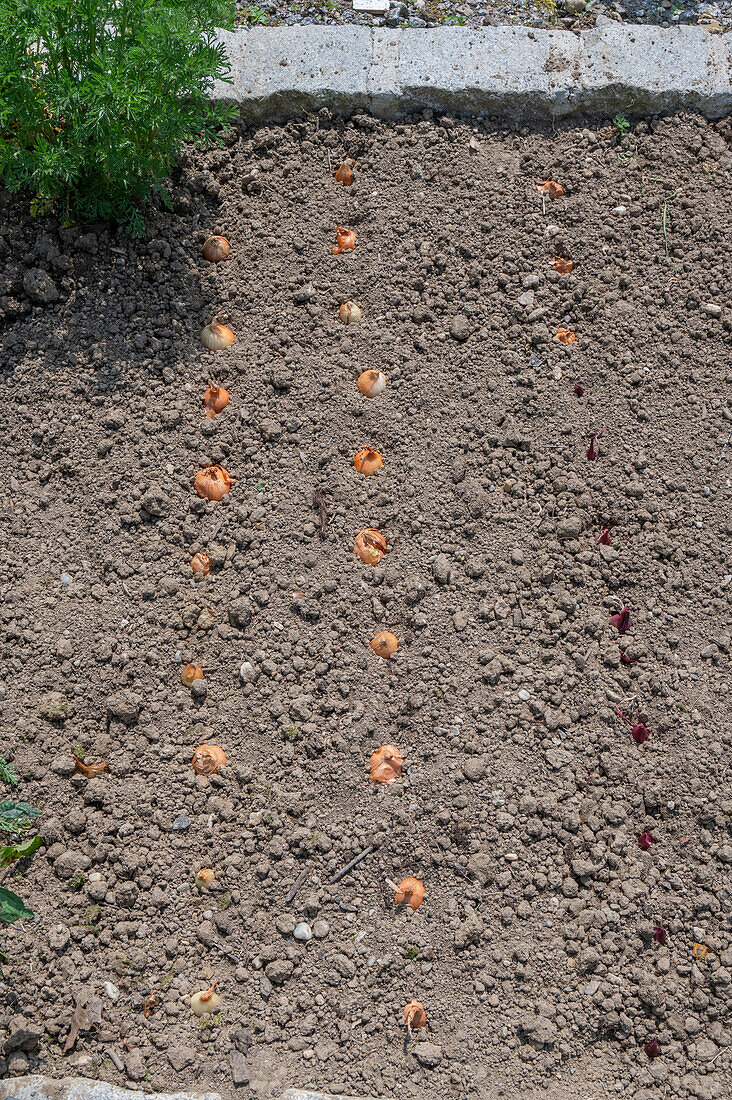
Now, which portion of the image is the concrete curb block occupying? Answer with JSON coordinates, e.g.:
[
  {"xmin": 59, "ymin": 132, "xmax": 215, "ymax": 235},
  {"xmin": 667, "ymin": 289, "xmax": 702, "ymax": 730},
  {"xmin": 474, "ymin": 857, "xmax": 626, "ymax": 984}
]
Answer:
[
  {"xmin": 0, "ymin": 1079, "xmax": 380, "ymax": 1100},
  {"xmin": 282, "ymin": 1092, "xmax": 380, "ymax": 1099},
  {"xmin": 0, "ymin": 1077, "xmax": 222, "ymax": 1100},
  {"xmin": 213, "ymin": 24, "xmax": 732, "ymax": 121}
]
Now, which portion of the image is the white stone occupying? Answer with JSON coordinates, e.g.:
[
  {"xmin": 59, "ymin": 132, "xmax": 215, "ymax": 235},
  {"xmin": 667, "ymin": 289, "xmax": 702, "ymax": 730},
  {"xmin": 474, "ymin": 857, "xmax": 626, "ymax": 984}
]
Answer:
[{"xmin": 294, "ymin": 922, "xmax": 313, "ymax": 941}]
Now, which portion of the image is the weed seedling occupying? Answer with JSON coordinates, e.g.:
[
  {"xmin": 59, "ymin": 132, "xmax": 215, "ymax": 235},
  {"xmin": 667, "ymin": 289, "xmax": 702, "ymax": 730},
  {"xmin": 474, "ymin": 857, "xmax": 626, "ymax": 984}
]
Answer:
[
  {"xmin": 239, "ymin": 3, "xmax": 268, "ymax": 22},
  {"xmin": 613, "ymin": 113, "xmax": 630, "ymax": 139},
  {"xmin": 160, "ymin": 963, "xmax": 179, "ymax": 988},
  {"xmin": 0, "ymin": 759, "xmax": 18, "ymax": 788},
  {"xmin": 198, "ymin": 1011, "xmax": 223, "ymax": 1029}
]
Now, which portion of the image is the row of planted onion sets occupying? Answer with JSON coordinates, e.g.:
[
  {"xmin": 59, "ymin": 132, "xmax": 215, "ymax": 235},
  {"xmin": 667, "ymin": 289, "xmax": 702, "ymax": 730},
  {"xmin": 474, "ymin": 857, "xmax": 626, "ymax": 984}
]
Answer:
[{"xmin": 182, "ymin": 161, "xmax": 427, "ymax": 1033}]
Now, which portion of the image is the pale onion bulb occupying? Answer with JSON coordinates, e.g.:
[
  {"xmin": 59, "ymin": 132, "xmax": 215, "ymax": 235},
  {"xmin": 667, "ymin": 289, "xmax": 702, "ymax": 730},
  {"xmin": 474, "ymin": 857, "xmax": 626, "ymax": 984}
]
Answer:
[
  {"xmin": 190, "ymin": 982, "xmax": 221, "ymax": 1016},
  {"xmin": 339, "ymin": 301, "xmax": 362, "ymax": 325},
  {"xmin": 201, "ymin": 322, "xmax": 235, "ymax": 351},
  {"xmin": 357, "ymin": 370, "xmax": 386, "ymax": 398}
]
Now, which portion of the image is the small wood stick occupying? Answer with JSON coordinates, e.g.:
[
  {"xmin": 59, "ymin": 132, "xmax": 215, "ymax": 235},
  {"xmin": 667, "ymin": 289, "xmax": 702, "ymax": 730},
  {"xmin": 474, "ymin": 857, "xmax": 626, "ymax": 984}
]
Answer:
[
  {"xmin": 328, "ymin": 845, "xmax": 374, "ymax": 884},
  {"xmin": 286, "ymin": 867, "xmax": 309, "ymax": 904}
]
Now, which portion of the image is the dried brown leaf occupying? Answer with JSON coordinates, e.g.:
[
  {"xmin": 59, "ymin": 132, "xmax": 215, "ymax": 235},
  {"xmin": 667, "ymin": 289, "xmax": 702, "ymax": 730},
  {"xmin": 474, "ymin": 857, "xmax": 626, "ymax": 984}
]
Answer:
[
  {"xmin": 75, "ymin": 759, "xmax": 107, "ymax": 777},
  {"xmin": 63, "ymin": 1002, "xmax": 91, "ymax": 1053}
]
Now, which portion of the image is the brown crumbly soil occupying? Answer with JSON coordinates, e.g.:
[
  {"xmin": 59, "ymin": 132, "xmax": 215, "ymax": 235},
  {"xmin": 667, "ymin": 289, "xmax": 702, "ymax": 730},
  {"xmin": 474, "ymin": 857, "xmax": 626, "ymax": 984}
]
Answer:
[{"xmin": 0, "ymin": 110, "xmax": 731, "ymax": 1100}]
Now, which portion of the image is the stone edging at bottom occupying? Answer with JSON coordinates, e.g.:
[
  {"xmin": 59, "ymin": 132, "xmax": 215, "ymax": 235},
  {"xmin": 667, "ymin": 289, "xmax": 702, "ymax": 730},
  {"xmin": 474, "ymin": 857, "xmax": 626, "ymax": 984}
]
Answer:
[
  {"xmin": 0, "ymin": 1077, "xmax": 382, "ymax": 1100},
  {"xmin": 212, "ymin": 22, "xmax": 732, "ymax": 121}
]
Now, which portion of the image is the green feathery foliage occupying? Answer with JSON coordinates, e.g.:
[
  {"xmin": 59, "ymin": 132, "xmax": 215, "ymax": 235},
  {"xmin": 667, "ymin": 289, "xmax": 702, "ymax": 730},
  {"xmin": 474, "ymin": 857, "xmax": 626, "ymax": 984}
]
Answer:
[{"xmin": 0, "ymin": 0, "xmax": 237, "ymax": 234}]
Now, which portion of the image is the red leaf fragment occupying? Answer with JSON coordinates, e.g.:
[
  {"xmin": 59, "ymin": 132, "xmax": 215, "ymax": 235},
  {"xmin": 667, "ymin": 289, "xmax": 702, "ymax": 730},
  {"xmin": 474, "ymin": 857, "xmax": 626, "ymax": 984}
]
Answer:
[
  {"xmin": 620, "ymin": 653, "xmax": 639, "ymax": 666},
  {"xmin": 615, "ymin": 707, "xmax": 650, "ymax": 743},
  {"xmin": 644, "ymin": 1040, "xmax": 661, "ymax": 1058},
  {"xmin": 586, "ymin": 426, "xmax": 606, "ymax": 461},
  {"xmin": 631, "ymin": 721, "xmax": 650, "ymax": 743},
  {"xmin": 637, "ymin": 831, "xmax": 655, "ymax": 851},
  {"xmin": 597, "ymin": 528, "xmax": 612, "ymax": 546},
  {"xmin": 574, "ymin": 382, "xmax": 584, "ymax": 397},
  {"xmin": 609, "ymin": 606, "xmax": 632, "ymax": 634},
  {"xmin": 653, "ymin": 925, "xmax": 667, "ymax": 945}
]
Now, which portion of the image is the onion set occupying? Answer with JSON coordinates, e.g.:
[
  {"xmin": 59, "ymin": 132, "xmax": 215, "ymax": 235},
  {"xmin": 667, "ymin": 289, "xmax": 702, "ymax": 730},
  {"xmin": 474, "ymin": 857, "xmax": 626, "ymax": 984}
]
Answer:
[
  {"xmin": 202, "ymin": 236, "xmax": 231, "ymax": 263},
  {"xmin": 354, "ymin": 528, "xmax": 386, "ymax": 565},
  {"xmin": 387, "ymin": 876, "xmax": 425, "ymax": 910},
  {"xmin": 556, "ymin": 327, "xmax": 576, "ymax": 346},
  {"xmin": 339, "ymin": 301, "xmax": 362, "ymax": 325},
  {"xmin": 192, "ymin": 744, "xmax": 226, "ymax": 775},
  {"xmin": 537, "ymin": 180, "xmax": 565, "ymax": 199},
  {"xmin": 354, "ymin": 447, "xmax": 383, "ymax": 477},
  {"xmin": 403, "ymin": 1000, "xmax": 427, "ymax": 1032},
  {"xmin": 370, "ymin": 631, "xmax": 398, "ymax": 660},
  {"xmin": 194, "ymin": 465, "xmax": 232, "ymax": 501},
  {"xmin": 190, "ymin": 552, "xmax": 211, "ymax": 575},
  {"xmin": 332, "ymin": 226, "xmax": 356, "ymax": 255},
  {"xmin": 369, "ymin": 744, "xmax": 404, "ymax": 783},
  {"xmin": 190, "ymin": 981, "xmax": 221, "ymax": 1016},
  {"xmin": 75, "ymin": 759, "xmax": 107, "ymax": 778},
  {"xmin": 181, "ymin": 663, "xmax": 203, "ymax": 687},
  {"xmin": 203, "ymin": 385, "xmax": 230, "ymax": 418},
  {"xmin": 200, "ymin": 321, "xmax": 235, "ymax": 351},
  {"xmin": 194, "ymin": 868, "xmax": 215, "ymax": 891},
  {"xmin": 334, "ymin": 158, "xmax": 355, "ymax": 186},
  {"xmin": 357, "ymin": 370, "xmax": 386, "ymax": 398}
]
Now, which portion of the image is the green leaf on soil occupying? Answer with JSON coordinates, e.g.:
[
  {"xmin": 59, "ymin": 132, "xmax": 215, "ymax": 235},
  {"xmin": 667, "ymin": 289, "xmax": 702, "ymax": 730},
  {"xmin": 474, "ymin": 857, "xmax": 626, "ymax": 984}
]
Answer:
[
  {"xmin": 0, "ymin": 801, "xmax": 40, "ymax": 834},
  {"xmin": 0, "ymin": 886, "xmax": 34, "ymax": 924},
  {"xmin": 0, "ymin": 835, "xmax": 42, "ymax": 866}
]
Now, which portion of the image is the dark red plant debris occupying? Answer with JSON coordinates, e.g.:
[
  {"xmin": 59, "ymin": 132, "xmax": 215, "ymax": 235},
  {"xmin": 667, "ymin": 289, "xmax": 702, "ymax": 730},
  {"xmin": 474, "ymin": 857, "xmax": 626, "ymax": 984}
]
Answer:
[
  {"xmin": 574, "ymin": 382, "xmax": 584, "ymax": 397},
  {"xmin": 653, "ymin": 925, "xmax": 668, "ymax": 945},
  {"xmin": 620, "ymin": 652, "xmax": 639, "ymax": 666},
  {"xmin": 597, "ymin": 528, "xmax": 612, "ymax": 545},
  {"xmin": 609, "ymin": 606, "xmax": 633, "ymax": 634},
  {"xmin": 644, "ymin": 1040, "xmax": 661, "ymax": 1058},
  {"xmin": 637, "ymin": 831, "xmax": 655, "ymax": 851},
  {"xmin": 616, "ymin": 707, "xmax": 650, "ymax": 743},
  {"xmin": 586, "ymin": 426, "xmax": 606, "ymax": 460}
]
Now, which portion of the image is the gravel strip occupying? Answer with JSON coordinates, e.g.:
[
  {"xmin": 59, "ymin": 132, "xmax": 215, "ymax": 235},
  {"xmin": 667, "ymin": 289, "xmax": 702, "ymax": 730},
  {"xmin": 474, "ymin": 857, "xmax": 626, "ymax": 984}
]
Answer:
[{"xmin": 234, "ymin": 0, "xmax": 732, "ymax": 33}]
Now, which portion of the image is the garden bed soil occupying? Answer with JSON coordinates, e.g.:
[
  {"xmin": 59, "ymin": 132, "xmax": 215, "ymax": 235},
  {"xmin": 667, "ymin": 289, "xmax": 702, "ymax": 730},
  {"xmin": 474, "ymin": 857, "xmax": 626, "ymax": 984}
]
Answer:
[{"xmin": 0, "ymin": 110, "xmax": 731, "ymax": 1100}]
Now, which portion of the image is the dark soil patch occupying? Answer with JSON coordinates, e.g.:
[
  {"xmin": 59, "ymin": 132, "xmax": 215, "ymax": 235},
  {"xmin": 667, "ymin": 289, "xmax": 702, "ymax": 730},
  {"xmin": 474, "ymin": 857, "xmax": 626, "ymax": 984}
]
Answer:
[{"xmin": 0, "ymin": 110, "xmax": 731, "ymax": 1100}]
